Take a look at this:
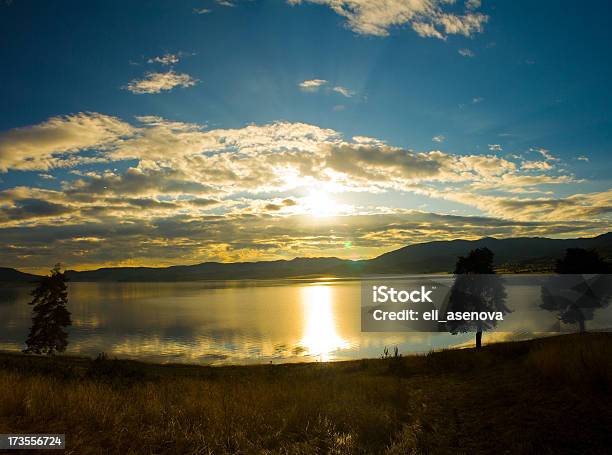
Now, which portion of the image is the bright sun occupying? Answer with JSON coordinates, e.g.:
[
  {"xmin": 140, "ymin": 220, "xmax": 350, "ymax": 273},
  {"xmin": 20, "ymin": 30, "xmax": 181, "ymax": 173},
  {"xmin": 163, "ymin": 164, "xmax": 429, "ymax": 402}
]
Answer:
[{"xmin": 304, "ymin": 190, "xmax": 341, "ymax": 217}]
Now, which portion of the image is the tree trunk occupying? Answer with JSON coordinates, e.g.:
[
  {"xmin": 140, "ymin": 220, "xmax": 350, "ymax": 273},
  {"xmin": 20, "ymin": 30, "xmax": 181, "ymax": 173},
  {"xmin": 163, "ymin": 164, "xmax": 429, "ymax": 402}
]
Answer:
[
  {"xmin": 476, "ymin": 330, "xmax": 482, "ymax": 348},
  {"xmin": 578, "ymin": 317, "xmax": 586, "ymax": 334}
]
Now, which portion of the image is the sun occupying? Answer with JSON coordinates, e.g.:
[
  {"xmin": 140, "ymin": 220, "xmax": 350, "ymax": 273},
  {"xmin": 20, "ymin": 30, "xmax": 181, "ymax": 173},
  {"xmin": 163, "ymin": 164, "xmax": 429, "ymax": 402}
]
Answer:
[{"xmin": 303, "ymin": 190, "xmax": 341, "ymax": 217}]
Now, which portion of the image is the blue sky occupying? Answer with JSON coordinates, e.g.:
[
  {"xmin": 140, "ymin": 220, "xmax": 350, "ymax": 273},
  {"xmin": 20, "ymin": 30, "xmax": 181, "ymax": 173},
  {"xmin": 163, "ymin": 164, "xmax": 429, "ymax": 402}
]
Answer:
[{"xmin": 0, "ymin": 0, "xmax": 610, "ymax": 271}]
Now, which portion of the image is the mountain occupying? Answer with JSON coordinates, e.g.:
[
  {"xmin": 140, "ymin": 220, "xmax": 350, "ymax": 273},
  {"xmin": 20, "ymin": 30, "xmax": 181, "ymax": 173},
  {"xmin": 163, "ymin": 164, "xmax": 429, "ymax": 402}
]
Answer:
[
  {"xmin": 0, "ymin": 267, "xmax": 41, "ymax": 282},
  {"xmin": 368, "ymin": 232, "xmax": 612, "ymax": 274},
  {"xmin": 65, "ymin": 257, "xmax": 369, "ymax": 282},
  {"xmin": 2, "ymin": 233, "xmax": 611, "ymax": 282}
]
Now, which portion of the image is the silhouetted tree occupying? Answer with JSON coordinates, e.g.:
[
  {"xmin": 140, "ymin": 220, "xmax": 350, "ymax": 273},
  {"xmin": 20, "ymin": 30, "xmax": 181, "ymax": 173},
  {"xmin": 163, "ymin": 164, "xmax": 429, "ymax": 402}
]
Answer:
[
  {"xmin": 541, "ymin": 249, "xmax": 611, "ymax": 333},
  {"xmin": 24, "ymin": 264, "xmax": 71, "ymax": 355},
  {"xmin": 446, "ymin": 248, "xmax": 509, "ymax": 348},
  {"xmin": 555, "ymin": 248, "xmax": 611, "ymax": 274}
]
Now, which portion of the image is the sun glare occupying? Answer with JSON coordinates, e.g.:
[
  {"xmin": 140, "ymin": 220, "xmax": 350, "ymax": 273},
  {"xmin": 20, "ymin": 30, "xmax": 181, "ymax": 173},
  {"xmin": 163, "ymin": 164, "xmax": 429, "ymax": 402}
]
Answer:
[
  {"xmin": 299, "ymin": 285, "xmax": 349, "ymax": 361},
  {"xmin": 304, "ymin": 190, "xmax": 341, "ymax": 217}
]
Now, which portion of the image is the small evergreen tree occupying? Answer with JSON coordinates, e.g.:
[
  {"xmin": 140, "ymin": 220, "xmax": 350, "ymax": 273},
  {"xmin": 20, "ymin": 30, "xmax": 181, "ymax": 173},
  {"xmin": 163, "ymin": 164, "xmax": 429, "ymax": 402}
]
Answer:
[{"xmin": 24, "ymin": 264, "xmax": 72, "ymax": 355}]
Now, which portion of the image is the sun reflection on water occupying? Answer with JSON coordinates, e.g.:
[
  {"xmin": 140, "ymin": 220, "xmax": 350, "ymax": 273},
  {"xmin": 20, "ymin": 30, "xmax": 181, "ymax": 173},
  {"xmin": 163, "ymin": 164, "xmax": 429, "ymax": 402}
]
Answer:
[{"xmin": 299, "ymin": 285, "xmax": 349, "ymax": 361}]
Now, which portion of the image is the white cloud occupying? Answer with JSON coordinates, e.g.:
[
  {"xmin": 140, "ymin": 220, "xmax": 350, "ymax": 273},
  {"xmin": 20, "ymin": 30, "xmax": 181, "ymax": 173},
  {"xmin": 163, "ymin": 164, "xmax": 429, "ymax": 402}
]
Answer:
[
  {"xmin": 531, "ymin": 147, "xmax": 558, "ymax": 161},
  {"xmin": 488, "ymin": 144, "xmax": 502, "ymax": 151},
  {"xmin": 288, "ymin": 0, "xmax": 488, "ymax": 39},
  {"xmin": 436, "ymin": 12, "xmax": 486, "ymax": 36},
  {"xmin": 472, "ymin": 97, "xmax": 484, "ymax": 104},
  {"xmin": 432, "ymin": 135, "xmax": 445, "ymax": 143},
  {"xmin": 0, "ymin": 113, "xmax": 582, "ymax": 200},
  {"xmin": 465, "ymin": 0, "xmax": 481, "ymax": 10},
  {"xmin": 577, "ymin": 156, "xmax": 589, "ymax": 162},
  {"xmin": 458, "ymin": 48, "xmax": 475, "ymax": 57},
  {"xmin": 193, "ymin": 8, "xmax": 212, "ymax": 14},
  {"xmin": 216, "ymin": 0, "xmax": 235, "ymax": 7},
  {"xmin": 298, "ymin": 79, "xmax": 328, "ymax": 91},
  {"xmin": 332, "ymin": 85, "xmax": 355, "ymax": 97},
  {"xmin": 352, "ymin": 135, "xmax": 385, "ymax": 145},
  {"xmin": 147, "ymin": 53, "xmax": 179, "ymax": 65},
  {"xmin": 446, "ymin": 190, "xmax": 612, "ymax": 222},
  {"xmin": 299, "ymin": 80, "xmax": 356, "ymax": 97},
  {"xmin": 0, "ymin": 113, "xmax": 134, "ymax": 171},
  {"xmin": 124, "ymin": 71, "xmax": 198, "ymax": 94},
  {"xmin": 521, "ymin": 160, "xmax": 553, "ymax": 171},
  {"xmin": 412, "ymin": 22, "xmax": 445, "ymax": 39}
]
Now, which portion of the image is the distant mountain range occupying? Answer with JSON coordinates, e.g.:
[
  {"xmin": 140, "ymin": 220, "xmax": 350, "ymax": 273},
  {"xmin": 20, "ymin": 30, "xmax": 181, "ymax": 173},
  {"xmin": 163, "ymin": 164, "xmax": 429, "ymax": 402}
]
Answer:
[
  {"xmin": 0, "ymin": 267, "xmax": 41, "ymax": 283},
  {"xmin": 2, "ymin": 232, "xmax": 611, "ymax": 282}
]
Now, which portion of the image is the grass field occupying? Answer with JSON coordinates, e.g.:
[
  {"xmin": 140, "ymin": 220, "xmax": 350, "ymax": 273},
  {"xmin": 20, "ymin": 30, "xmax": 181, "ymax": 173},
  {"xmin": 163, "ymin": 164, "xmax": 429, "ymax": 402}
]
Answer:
[{"xmin": 0, "ymin": 333, "xmax": 611, "ymax": 454}]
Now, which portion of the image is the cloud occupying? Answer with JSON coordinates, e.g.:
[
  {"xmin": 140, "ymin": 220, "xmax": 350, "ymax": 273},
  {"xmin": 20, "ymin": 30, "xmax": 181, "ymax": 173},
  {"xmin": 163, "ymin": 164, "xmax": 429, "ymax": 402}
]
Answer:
[
  {"xmin": 300, "ymin": 80, "xmax": 356, "ymax": 98},
  {"xmin": 64, "ymin": 167, "xmax": 215, "ymax": 198},
  {"xmin": 147, "ymin": 53, "xmax": 180, "ymax": 65},
  {"xmin": 1, "ymin": 112, "xmax": 606, "ymax": 270},
  {"xmin": 288, "ymin": 0, "xmax": 488, "ymax": 39},
  {"xmin": 0, "ymin": 113, "xmax": 582, "ymax": 197},
  {"xmin": 1, "ymin": 113, "xmax": 608, "ymax": 270},
  {"xmin": 0, "ymin": 198, "xmax": 72, "ymax": 222},
  {"xmin": 445, "ymin": 190, "xmax": 612, "ymax": 222},
  {"xmin": 412, "ymin": 21, "xmax": 445, "ymax": 39},
  {"xmin": 124, "ymin": 71, "xmax": 198, "ymax": 94},
  {"xmin": 488, "ymin": 144, "xmax": 502, "ymax": 151},
  {"xmin": 0, "ymin": 113, "xmax": 134, "ymax": 171},
  {"xmin": 465, "ymin": 173, "xmax": 575, "ymax": 192},
  {"xmin": 193, "ymin": 8, "xmax": 212, "ymax": 14},
  {"xmin": 577, "ymin": 156, "xmax": 589, "ymax": 162},
  {"xmin": 531, "ymin": 147, "xmax": 558, "ymax": 161},
  {"xmin": 1, "ymin": 206, "xmax": 607, "ymax": 271},
  {"xmin": 324, "ymin": 144, "xmax": 442, "ymax": 183},
  {"xmin": 472, "ymin": 97, "xmax": 484, "ymax": 104},
  {"xmin": 521, "ymin": 161, "xmax": 553, "ymax": 171},
  {"xmin": 352, "ymin": 136, "xmax": 383, "ymax": 145},
  {"xmin": 458, "ymin": 48, "xmax": 475, "ymax": 57},
  {"xmin": 216, "ymin": 0, "xmax": 235, "ymax": 6},
  {"xmin": 299, "ymin": 79, "xmax": 328, "ymax": 91},
  {"xmin": 332, "ymin": 86, "xmax": 355, "ymax": 97},
  {"xmin": 332, "ymin": 85, "xmax": 355, "ymax": 98},
  {"xmin": 465, "ymin": 0, "xmax": 481, "ymax": 10},
  {"xmin": 432, "ymin": 135, "xmax": 445, "ymax": 143},
  {"xmin": 436, "ymin": 12, "xmax": 487, "ymax": 36},
  {"xmin": 0, "ymin": 114, "xmax": 584, "ymax": 201}
]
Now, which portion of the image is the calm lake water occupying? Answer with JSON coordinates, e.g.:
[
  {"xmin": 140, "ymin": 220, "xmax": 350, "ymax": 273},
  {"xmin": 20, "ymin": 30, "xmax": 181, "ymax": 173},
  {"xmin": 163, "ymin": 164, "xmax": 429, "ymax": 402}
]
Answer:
[{"xmin": 0, "ymin": 277, "xmax": 609, "ymax": 364}]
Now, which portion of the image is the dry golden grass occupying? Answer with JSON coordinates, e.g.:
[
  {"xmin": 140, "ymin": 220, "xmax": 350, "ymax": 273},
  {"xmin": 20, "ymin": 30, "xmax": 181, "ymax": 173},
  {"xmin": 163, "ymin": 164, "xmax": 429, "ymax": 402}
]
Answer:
[
  {"xmin": 526, "ymin": 334, "xmax": 612, "ymax": 390},
  {"xmin": 0, "ymin": 333, "xmax": 611, "ymax": 454}
]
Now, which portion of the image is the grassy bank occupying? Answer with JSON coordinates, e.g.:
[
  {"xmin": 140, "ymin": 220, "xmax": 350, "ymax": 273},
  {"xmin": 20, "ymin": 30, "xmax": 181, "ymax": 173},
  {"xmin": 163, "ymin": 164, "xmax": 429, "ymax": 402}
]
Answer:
[{"xmin": 1, "ymin": 334, "xmax": 611, "ymax": 454}]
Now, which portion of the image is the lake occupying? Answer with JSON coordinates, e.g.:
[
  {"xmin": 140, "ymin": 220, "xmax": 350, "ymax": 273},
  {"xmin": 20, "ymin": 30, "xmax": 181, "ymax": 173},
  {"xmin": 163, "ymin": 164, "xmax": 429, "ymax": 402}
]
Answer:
[{"xmin": 1, "ymin": 277, "xmax": 609, "ymax": 364}]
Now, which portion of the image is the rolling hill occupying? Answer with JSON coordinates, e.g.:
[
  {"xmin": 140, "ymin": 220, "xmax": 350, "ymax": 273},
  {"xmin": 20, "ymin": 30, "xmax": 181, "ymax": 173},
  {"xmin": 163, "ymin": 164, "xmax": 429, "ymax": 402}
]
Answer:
[
  {"xmin": 2, "ymin": 232, "xmax": 611, "ymax": 282},
  {"xmin": 369, "ymin": 232, "xmax": 612, "ymax": 274},
  {"xmin": 0, "ymin": 267, "xmax": 41, "ymax": 283}
]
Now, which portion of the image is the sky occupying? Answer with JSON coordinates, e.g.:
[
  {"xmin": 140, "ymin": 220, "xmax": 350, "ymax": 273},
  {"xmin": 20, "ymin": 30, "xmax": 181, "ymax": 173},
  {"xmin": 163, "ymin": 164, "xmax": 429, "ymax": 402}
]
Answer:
[{"xmin": 0, "ymin": 0, "xmax": 611, "ymax": 273}]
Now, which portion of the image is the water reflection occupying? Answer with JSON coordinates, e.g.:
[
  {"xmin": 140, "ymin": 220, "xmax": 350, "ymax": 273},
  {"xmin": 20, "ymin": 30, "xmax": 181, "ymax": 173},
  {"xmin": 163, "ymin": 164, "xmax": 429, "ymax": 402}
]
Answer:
[
  {"xmin": 2, "ymin": 278, "xmax": 608, "ymax": 364},
  {"xmin": 299, "ymin": 285, "xmax": 349, "ymax": 361}
]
